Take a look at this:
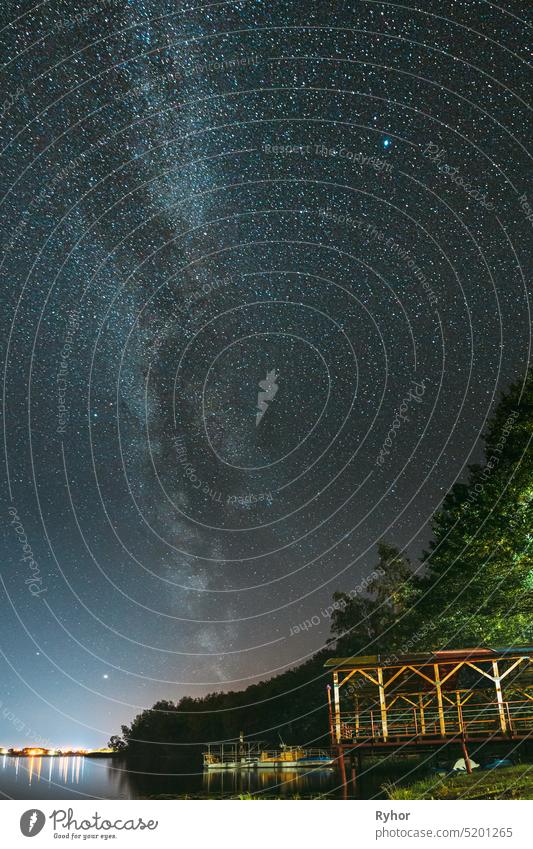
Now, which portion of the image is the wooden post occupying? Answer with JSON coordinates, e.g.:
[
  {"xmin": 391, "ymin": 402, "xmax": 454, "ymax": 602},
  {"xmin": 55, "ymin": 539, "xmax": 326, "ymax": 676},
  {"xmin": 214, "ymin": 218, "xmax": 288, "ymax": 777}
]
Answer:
[
  {"xmin": 461, "ymin": 737, "xmax": 472, "ymax": 774},
  {"xmin": 434, "ymin": 664, "xmax": 446, "ymax": 737},
  {"xmin": 456, "ymin": 692, "xmax": 463, "ymax": 734},
  {"xmin": 418, "ymin": 694, "xmax": 426, "ymax": 735},
  {"xmin": 326, "ymin": 685, "xmax": 335, "ymax": 744},
  {"xmin": 333, "ymin": 671, "xmax": 342, "ymax": 743},
  {"xmin": 337, "ymin": 746, "xmax": 348, "ymax": 799},
  {"xmin": 350, "ymin": 751, "xmax": 357, "ymax": 796},
  {"xmin": 492, "ymin": 660, "xmax": 507, "ymax": 734},
  {"xmin": 505, "ymin": 700, "xmax": 513, "ymax": 735},
  {"xmin": 377, "ymin": 666, "xmax": 388, "ymax": 741}
]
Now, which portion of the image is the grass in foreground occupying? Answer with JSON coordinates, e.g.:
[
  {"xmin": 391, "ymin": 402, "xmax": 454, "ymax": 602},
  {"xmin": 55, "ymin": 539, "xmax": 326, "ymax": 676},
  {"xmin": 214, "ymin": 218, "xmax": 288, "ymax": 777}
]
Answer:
[
  {"xmin": 144, "ymin": 793, "xmax": 312, "ymax": 799},
  {"xmin": 385, "ymin": 765, "xmax": 533, "ymax": 800}
]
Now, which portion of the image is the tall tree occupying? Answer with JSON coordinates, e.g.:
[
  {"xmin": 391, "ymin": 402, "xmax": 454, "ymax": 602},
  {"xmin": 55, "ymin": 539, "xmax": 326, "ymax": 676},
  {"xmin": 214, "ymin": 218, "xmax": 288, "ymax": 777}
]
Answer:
[
  {"xmin": 329, "ymin": 542, "xmax": 416, "ymax": 656},
  {"xmin": 416, "ymin": 369, "xmax": 532, "ymax": 647}
]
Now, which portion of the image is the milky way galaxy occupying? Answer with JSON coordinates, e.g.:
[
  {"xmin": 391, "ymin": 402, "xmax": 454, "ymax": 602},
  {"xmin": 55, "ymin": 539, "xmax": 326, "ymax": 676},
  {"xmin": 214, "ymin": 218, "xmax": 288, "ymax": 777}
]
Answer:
[{"xmin": 0, "ymin": 1, "xmax": 531, "ymax": 747}]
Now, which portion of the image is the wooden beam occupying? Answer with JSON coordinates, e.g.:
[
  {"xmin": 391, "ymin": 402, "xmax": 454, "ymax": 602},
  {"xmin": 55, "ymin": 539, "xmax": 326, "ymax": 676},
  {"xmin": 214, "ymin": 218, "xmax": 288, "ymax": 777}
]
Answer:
[
  {"xmin": 377, "ymin": 666, "xmax": 388, "ymax": 741},
  {"xmin": 405, "ymin": 665, "xmax": 436, "ymax": 686},
  {"xmin": 333, "ymin": 671, "xmax": 342, "ymax": 743},
  {"xmin": 400, "ymin": 695, "xmax": 418, "ymax": 708},
  {"xmin": 356, "ymin": 668, "xmax": 380, "ymax": 686},
  {"xmin": 434, "ymin": 664, "xmax": 446, "ymax": 736},
  {"xmin": 418, "ymin": 694, "xmax": 426, "ymax": 735},
  {"xmin": 492, "ymin": 660, "xmax": 507, "ymax": 734},
  {"xmin": 520, "ymin": 691, "xmax": 533, "ymax": 702},
  {"xmin": 499, "ymin": 657, "xmax": 527, "ymax": 681},
  {"xmin": 326, "ymin": 684, "xmax": 334, "ymax": 744},
  {"xmin": 440, "ymin": 662, "xmax": 465, "ymax": 685},
  {"xmin": 339, "ymin": 669, "xmax": 359, "ymax": 688},
  {"xmin": 466, "ymin": 661, "xmax": 496, "ymax": 681},
  {"xmin": 383, "ymin": 666, "xmax": 408, "ymax": 690},
  {"xmin": 456, "ymin": 692, "xmax": 464, "ymax": 734}
]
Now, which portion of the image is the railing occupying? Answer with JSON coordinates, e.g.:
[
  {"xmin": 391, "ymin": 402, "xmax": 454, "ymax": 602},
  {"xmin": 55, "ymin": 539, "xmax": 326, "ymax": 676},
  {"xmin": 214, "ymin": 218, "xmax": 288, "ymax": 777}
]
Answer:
[
  {"xmin": 204, "ymin": 746, "xmax": 332, "ymax": 764},
  {"xmin": 204, "ymin": 745, "xmax": 263, "ymax": 765},
  {"xmin": 258, "ymin": 748, "xmax": 332, "ymax": 762},
  {"xmin": 337, "ymin": 698, "xmax": 533, "ymax": 742}
]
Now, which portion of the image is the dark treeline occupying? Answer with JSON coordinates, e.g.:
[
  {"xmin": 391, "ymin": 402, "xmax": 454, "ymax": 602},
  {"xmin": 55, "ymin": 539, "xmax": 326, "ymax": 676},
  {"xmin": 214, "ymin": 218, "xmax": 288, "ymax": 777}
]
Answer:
[
  {"xmin": 112, "ymin": 653, "xmax": 330, "ymax": 761},
  {"xmin": 113, "ymin": 371, "xmax": 532, "ymax": 758}
]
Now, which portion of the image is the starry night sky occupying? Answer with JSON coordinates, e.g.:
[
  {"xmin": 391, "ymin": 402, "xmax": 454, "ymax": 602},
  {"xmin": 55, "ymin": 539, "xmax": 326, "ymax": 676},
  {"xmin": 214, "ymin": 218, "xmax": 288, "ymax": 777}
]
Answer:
[{"xmin": 0, "ymin": 1, "xmax": 531, "ymax": 748}]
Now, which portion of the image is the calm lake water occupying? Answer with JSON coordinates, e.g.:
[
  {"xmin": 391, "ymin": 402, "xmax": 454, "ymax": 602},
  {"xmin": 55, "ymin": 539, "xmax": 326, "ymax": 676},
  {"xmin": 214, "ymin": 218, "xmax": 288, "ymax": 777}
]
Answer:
[{"xmin": 0, "ymin": 755, "xmax": 422, "ymax": 799}]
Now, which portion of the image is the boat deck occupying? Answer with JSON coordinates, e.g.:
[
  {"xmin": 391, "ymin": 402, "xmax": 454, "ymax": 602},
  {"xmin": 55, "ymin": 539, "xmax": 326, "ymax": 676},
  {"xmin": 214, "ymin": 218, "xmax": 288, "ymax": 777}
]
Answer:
[{"xmin": 204, "ymin": 744, "xmax": 334, "ymax": 770}]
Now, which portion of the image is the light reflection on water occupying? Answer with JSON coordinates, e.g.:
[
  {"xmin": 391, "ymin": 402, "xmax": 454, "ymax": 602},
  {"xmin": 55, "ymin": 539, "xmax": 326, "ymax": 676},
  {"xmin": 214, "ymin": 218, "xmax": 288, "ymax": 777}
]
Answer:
[
  {"xmin": 0, "ymin": 756, "xmax": 129, "ymax": 799},
  {"xmin": 0, "ymin": 756, "xmax": 344, "ymax": 799},
  {"xmin": 203, "ymin": 766, "xmax": 338, "ymax": 797}
]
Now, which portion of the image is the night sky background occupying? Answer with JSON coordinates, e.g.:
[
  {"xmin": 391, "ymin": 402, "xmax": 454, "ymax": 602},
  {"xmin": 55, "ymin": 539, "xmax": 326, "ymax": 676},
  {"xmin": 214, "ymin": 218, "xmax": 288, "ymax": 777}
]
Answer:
[{"xmin": 0, "ymin": 0, "xmax": 531, "ymax": 749}]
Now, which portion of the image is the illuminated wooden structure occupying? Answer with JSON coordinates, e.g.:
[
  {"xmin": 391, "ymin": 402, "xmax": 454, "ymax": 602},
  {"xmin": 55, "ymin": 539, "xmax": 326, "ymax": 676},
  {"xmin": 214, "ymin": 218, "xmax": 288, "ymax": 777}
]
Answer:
[{"xmin": 325, "ymin": 647, "xmax": 533, "ymax": 749}]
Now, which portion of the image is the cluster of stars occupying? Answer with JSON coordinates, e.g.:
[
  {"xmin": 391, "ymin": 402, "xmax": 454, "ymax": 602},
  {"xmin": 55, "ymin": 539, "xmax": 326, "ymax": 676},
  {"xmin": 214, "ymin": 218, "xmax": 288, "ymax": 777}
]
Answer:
[{"xmin": 0, "ymin": 0, "xmax": 530, "ymax": 748}]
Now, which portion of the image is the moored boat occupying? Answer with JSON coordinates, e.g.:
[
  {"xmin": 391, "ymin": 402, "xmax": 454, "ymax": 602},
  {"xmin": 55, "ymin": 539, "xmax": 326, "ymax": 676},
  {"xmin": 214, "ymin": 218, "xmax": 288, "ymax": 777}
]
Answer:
[
  {"xmin": 203, "ymin": 737, "xmax": 333, "ymax": 770},
  {"xmin": 256, "ymin": 748, "xmax": 334, "ymax": 769}
]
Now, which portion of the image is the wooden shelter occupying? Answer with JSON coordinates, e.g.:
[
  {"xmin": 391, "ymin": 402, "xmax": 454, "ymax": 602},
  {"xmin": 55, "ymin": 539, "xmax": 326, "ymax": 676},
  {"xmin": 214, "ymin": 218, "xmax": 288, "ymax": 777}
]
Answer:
[{"xmin": 325, "ymin": 646, "xmax": 533, "ymax": 747}]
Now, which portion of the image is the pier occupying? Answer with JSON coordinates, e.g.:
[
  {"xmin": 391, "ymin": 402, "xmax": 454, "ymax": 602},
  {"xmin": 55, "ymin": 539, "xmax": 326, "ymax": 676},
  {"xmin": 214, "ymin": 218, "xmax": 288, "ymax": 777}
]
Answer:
[{"xmin": 325, "ymin": 646, "xmax": 533, "ymax": 794}]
